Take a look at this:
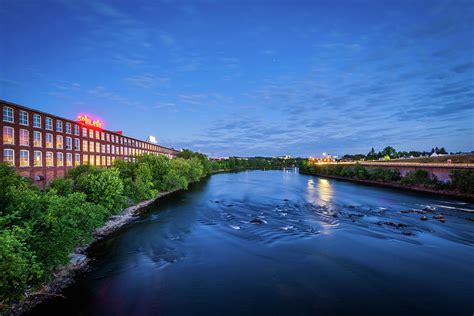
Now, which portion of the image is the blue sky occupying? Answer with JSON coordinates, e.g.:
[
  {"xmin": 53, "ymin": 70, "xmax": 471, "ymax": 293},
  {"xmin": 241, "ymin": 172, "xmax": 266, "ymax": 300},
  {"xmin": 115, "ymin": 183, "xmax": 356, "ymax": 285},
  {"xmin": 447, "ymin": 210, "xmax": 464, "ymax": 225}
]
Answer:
[{"xmin": 0, "ymin": 0, "xmax": 473, "ymax": 157}]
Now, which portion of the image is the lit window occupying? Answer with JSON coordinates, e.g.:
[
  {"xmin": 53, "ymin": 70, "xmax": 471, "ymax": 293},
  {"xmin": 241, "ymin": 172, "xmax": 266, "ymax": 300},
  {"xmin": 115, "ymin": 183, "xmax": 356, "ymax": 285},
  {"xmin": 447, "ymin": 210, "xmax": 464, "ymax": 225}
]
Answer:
[
  {"xmin": 89, "ymin": 129, "xmax": 93, "ymax": 138},
  {"xmin": 111, "ymin": 146, "xmax": 115, "ymax": 154},
  {"xmin": 106, "ymin": 133, "xmax": 110, "ymax": 142},
  {"xmin": 45, "ymin": 133, "xmax": 53, "ymax": 148},
  {"xmin": 83, "ymin": 140, "xmax": 88, "ymax": 152},
  {"xmin": 19, "ymin": 111, "xmax": 28, "ymax": 125},
  {"xmin": 3, "ymin": 149, "xmax": 14, "ymax": 166},
  {"xmin": 74, "ymin": 124, "xmax": 79, "ymax": 135},
  {"xmin": 83, "ymin": 154, "xmax": 89, "ymax": 165},
  {"xmin": 95, "ymin": 130, "xmax": 100, "ymax": 139},
  {"xmin": 20, "ymin": 129, "xmax": 29, "ymax": 146},
  {"xmin": 46, "ymin": 152, "xmax": 54, "ymax": 166},
  {"xmin": 45, "ymin": 117, "xmax": 53, "ymax": 130},
  {"xmin": 96, "ymin": 155, "xmax": 101, "ymax": 166},
  {"xmin": 107, "ymin": 156, "xmax": 111, "ymax": 166},
  {"xmin": 89, "ymin": 141, "xmax": 95, "ymax": 152},
  {"xmin": 56, "ymin": 120, "xmax": 63, "ymax": 132},
  {"xmin": 66, "ymin": 153, "xmax": 72, "ymax": 166},
  {"xmin": 106, "ymin": 144, "xmax": 110, "ymax": 154},
  {"xmin": 96, "ymin": 142, "xmax": 100, "ymax": 153},
  {"xmin": 74, "ymin": 153, "xmax": 80, "ymax": 166},
  {"xmin": 65, "ymin": 122, "xmax": 71, "ymax": 134},
  {"xmin": 56, "ymin": 135, "xmax": 63, "ymax": 149},
  {"xmin": 20, "ymin": 150, "xmax": 29, "ymax": 167},
  {"xmin": 101, "ymin": 144, "xmax": 105, "ymax": 153},
  {"xmin": 33, "ymin": 114, "xmax": 41, "ymax": 128},
  {"xmin": 101, "ymin": 132, "xmax": 105, "ymax": 141},
  {"xmin": 90, "ymin": 155, "xmax": 95, "ymax": 166},
  {"xmin": 65, "ymin": 137, "xmax": 72, "ymax": 150},
  {"xmin": 57, "ymin": 152, "xmax": 64, "ymax": 166},
  {"xmin": 3, "ymin": 126, "xmax": 14, "ymax": 144},
  {"xmin": 111, "ymin": 135, "xmax": 115, "ymax": 143},
  {"xmin": 34, "ymin": 151, "xmax": 42, "ymax": 166},
  {"xmin": 74, "ymin": 138, "xmax": 80, "ymax": 150},
  {"xmin": 101, "ymin": 156, "xmax": 106, "ymax": 166},
  {"xmin": 3, "ymin": 106, "xmax": 14, "ymax": 122},
  {"xmin": 82, "ymin": 127, "xmax": 87, "ymax": 137},
  {"xmin": 33, "ymin": 131, "xmax": 42, "ymax": 147}
]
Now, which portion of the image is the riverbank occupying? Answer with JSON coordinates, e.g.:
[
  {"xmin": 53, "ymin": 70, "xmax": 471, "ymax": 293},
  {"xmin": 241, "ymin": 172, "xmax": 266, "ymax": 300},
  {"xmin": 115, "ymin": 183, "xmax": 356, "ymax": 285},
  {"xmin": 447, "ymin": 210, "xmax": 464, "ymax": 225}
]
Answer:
[
  {"xmin": 5, "ymin": 189, "xmax": 180, "ymax": 316},
  {"xmin": 299, "ymin": 171, "xmax": 474, "ymax": 201}
]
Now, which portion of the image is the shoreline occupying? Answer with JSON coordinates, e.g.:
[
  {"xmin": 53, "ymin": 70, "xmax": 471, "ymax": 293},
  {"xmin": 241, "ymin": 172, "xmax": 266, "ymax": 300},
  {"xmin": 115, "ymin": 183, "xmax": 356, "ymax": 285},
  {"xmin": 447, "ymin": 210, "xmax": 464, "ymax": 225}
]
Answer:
[
  {"xmin": 299, "ymin": 171, "xmax": 474, "ymax": 202},
  {"xmin": 6, "ymin": 189, "xmax": 181, "ymax": 316}
]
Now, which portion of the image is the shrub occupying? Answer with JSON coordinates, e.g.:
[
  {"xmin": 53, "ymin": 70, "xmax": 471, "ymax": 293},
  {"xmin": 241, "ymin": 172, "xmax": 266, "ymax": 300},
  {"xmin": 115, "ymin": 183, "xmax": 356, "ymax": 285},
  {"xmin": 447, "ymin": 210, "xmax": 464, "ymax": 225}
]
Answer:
[
  {"xmin": 47, "ymin": 178, "xmax": 74, "ymax": 196},
  {"xmin": 75, "ymin": 167, "xmax": 125, "ymax": 213},
  {"xmin": 0, "ymin": 227, "xmax": 43, "ymax": 303},
  {"xmin": 450, "ymin": 169, "xmax": 474, "ymax": 193},
  {"xmin": 401, "ymin": 170, "xmax": 434, "ymax": 185}
]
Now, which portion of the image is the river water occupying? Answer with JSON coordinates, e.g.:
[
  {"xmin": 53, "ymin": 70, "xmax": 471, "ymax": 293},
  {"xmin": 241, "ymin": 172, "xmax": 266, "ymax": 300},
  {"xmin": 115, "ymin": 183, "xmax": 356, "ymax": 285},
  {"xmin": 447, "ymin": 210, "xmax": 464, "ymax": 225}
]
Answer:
[{"xmin": 30, "ymin": 170, "xmax": 473, "ymax": 316}]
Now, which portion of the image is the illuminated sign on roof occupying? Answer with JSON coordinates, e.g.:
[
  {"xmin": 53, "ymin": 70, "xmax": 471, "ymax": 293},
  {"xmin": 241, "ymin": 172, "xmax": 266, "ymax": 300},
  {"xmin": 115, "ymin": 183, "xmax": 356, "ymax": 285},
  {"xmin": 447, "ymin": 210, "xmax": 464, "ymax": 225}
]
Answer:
[{"xmin": 77, "ymin": 115, "xmax": 103, "ymax": 129}]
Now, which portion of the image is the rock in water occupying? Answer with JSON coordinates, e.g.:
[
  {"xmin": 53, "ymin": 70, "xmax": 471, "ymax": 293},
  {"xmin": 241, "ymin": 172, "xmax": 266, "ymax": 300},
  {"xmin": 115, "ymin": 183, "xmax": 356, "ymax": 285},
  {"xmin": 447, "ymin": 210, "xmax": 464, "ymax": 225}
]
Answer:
[
  {"xmin": 420, "ymin": 216, "xmax": 428, "ymax": 221},
  {"xmin": 250, "ymin": 218, "xmax": 265, "ymax": 224}
]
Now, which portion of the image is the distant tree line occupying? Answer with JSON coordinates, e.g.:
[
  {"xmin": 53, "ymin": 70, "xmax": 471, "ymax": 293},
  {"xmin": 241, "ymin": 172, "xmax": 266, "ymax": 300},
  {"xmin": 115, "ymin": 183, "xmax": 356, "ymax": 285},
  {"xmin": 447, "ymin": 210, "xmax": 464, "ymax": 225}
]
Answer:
[
  {"xmin": 208, "ymin": 156, "xmax": 302, "ymax": 171},
  {"xmin": 299, "ymin": 160, "xmax": 474, "ymax": 194},
  {"xmin": 341, "ymin": 146, "xmax": 451, "ymax": 161}
]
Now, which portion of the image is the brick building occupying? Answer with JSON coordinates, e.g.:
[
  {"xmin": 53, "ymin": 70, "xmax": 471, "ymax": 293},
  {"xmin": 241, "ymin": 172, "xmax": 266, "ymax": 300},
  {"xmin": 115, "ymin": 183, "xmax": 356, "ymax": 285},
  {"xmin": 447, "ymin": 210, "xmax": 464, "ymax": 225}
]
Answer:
[{"xmin": 0, "ymin": 100, "xmax": 180, "ymax": 187}]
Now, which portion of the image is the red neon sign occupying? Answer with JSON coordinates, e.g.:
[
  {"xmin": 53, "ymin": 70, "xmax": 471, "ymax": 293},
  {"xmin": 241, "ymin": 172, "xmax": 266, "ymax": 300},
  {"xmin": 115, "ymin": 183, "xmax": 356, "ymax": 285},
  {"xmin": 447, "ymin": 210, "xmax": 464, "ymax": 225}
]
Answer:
[{"xmin": 77, "ymin": 115, "xmax": 103, "ymax": 129}]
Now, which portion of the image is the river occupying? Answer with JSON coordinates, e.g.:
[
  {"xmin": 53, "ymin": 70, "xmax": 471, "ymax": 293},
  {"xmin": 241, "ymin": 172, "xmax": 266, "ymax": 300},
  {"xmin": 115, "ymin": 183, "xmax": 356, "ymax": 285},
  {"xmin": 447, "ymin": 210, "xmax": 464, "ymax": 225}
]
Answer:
[{"xmin": 30, "ymin": 170, "xmax": 474, "ymax": 316}]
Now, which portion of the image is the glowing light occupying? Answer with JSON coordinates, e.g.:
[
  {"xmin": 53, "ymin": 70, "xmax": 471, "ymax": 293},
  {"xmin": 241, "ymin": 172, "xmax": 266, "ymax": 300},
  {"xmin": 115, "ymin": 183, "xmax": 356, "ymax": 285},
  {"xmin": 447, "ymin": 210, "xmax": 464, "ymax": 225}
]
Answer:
[{"xmin": 77, "ymin": 115, "xmax": 103, "ymax": 129}]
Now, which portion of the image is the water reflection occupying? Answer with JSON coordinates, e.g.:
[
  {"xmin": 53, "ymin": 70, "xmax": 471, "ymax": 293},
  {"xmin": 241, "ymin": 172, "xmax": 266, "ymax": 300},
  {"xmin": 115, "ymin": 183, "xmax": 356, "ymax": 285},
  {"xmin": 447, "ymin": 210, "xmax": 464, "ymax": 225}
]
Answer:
[{"xmin": 317, "ymin": 178, "xmax": 333, "ymax": 203}]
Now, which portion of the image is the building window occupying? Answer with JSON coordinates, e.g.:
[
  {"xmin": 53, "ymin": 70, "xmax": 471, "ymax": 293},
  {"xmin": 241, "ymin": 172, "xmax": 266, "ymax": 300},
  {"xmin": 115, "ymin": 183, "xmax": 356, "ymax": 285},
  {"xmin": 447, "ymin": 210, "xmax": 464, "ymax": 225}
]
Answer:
[
  {"xmin": 45, "ymin": 117, "xmax": 53, "ymax": 130},
  {"xmin": 83, "ymin": 154, "xmax": 89, "ymax": 165},
  {"xmin": 33, "ymin": 131, "xmax": 42, "ymax": 147},
  {"xmin": 46, "ymin": 133, "xmax": 53, "ymax": 148},
  {"xmin": 74, "ymin": 124, "xmax": 79, "ymax": 135},
  {"xmin": 82, "ymin": 127, "xmax": 87, "ymax": 137},
  {"xmin": 19, "ymin": 111, "xmax": 28, "ymax": 125},
  {"xmin": 95, "ymin": 130, "xmax": 100, "ymax": 139},
  {"xmin": 66, "ymin": 153, "xmax": 72, "ymax": 166},
  {"xmin": 101, "ymin": 132, "xmax": 105, "ymax": 141},
  {"xmin": 74, "ymin": 153, "xmax": 80, "ymax": 166},
  {"xmin": 20, "ymin": 150, "xmax": 29, "ymax": 167},
  {"xmin": 74, "ymin": 138, "xmax": 80, "ymax": 150},
  {"xmin": 34, "ymin": 151, "xmax": 42, "ymax": 167},
  {"xmin": 83, "ymin": 140, "xmax": 88, "ymax": 152},
  {"xmin": 56, "ymin": 120, "xmax": 63, "ymax": 132},
  {"xmin": 111, "ymin": 135, "xmax": 115, "ymax": 143},
  {"xmin": 20, "ymin": 129, "xmax": 29, "ymax": 146},
  {"xmin": 96, "ymin": 155, "xmax": 101, "ymax": 166},
  {"xmin": 3, "ymin": 126, "xmax": 14, "ymax": 144},
  {"xmin": 3, "ymin": 149, "xmax": 14, "ymax": 166},
  {"xmin": 89, "ymin": 129, "xmax": 94, "ymax": 139},
  {"xmin": 96, "ymin": 142, "xmax": 100, "ymax": 153},
  {"xmin": 65, "ymin": 122, "xmax": 71, "ymax": 134},
  {"xmin": 106, "ymin": 144, "xmax": 110, "ymax": 154},
  {"xmin": 56, "ymin": 135, "xmax": 63, "ymax": 149},
  {"xmin": 33, "ymin": 114, "xmax": 41, "ymax": 128},
  {"xmin": 106, "ymin": 133, "xmax": 110, "ymax": 142},
  {"xmin": 101, "ymin": 156, "xmax": 106, "ymax": 166},
  {"xmin": 90, "ymin": 155, "xmax": 95, "ymax": 166},
  {"xmin": 111, "ymin": 146, "xmax": 115, "ymax": 155},
  {"xmin": 89, "ymin": 141, "xmax": 95, "ymax": 152},
  {"xmin": 3, "ymin": 106, "xmax": 14, "ymax": 122},
  {"xmin": 65, "ymin": 137, "xmax": 72, "ymax": 150},
  {"xmin": 46, "ymin": 152, "xmax": 54, "ymax": 166},
  {"xmin": 57, "ymin": 152, "xmax": 64, "ymax": 167},
  {"xmin": 101, "ymin": 144, "xmax": 105, "ymax": 154},
  {"xmin": 107, "ymin": 156, "xmax": 111, "ymax": 166}
]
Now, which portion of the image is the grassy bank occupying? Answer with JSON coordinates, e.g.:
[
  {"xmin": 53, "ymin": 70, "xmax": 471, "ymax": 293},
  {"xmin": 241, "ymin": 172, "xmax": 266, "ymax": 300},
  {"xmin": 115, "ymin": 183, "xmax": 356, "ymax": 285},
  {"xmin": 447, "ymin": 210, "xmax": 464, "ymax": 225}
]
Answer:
[{"xmin": 299, "ymin": 161, "xmax": 474, "ymax": 200}]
